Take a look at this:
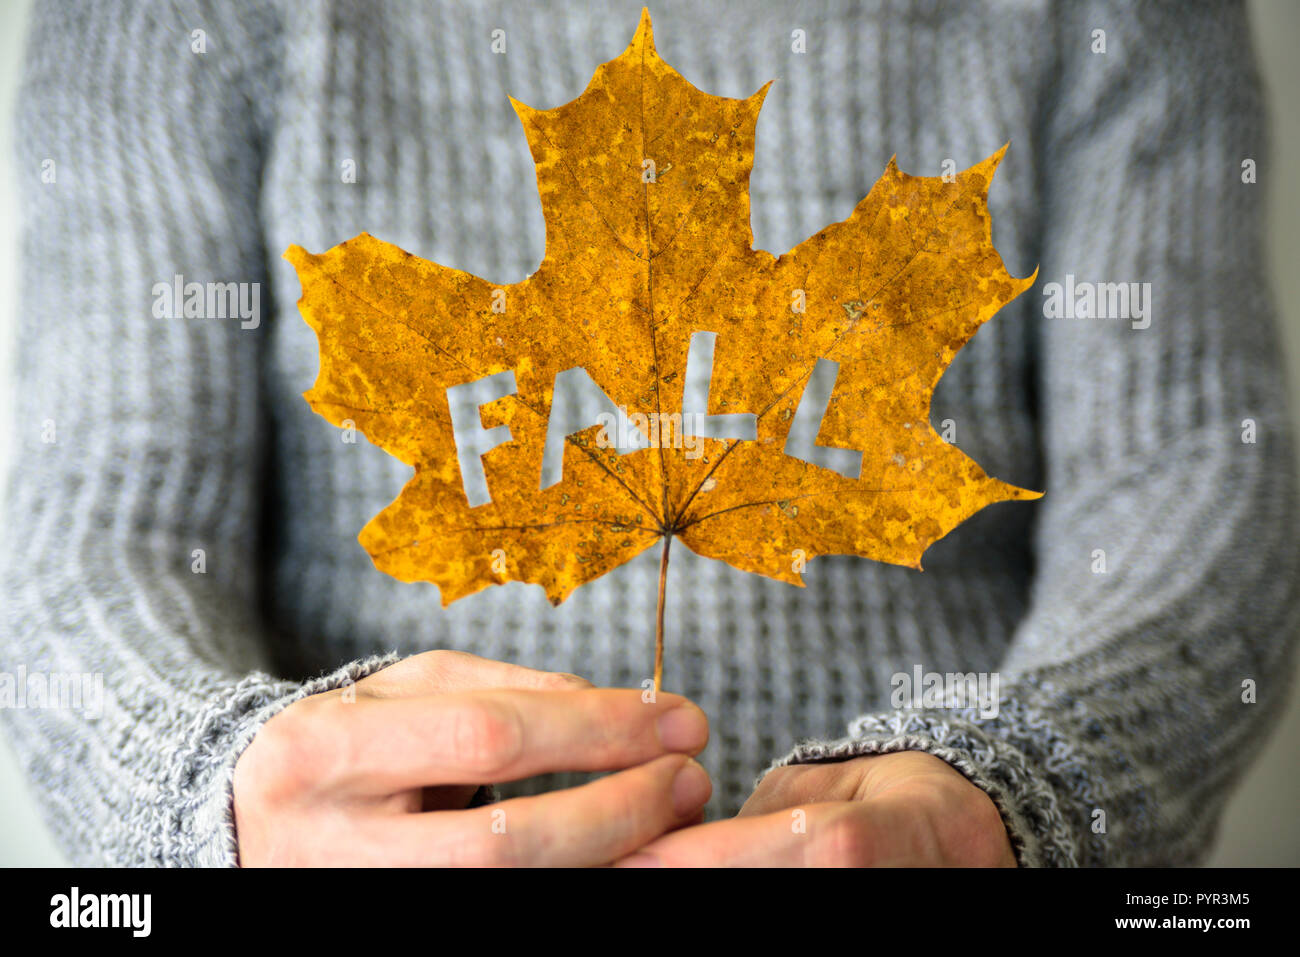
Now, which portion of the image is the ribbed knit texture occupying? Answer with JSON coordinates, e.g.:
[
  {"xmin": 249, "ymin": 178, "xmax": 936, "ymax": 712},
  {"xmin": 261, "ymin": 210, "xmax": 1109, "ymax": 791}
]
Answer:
[{"xmin": 3, "ymin": 0, "xmax": 1297, "ymax": 866}]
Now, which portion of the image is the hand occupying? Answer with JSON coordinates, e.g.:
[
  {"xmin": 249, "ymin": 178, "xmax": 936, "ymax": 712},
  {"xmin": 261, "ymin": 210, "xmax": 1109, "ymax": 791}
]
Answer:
[
  {"xmin": 614, "ymin": 750, "xmax": 1015, "ymax": 867},
  {"xmin": 233, "ymin": 650, "xmax": 711, "ymax": 866}
]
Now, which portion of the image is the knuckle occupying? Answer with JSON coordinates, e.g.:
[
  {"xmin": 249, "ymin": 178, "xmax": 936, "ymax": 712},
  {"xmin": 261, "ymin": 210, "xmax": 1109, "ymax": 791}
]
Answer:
[
  {"xmin": 449, "ymin": 699, "xmax": 524, "ymax": 776},
  {"xmin": 315, "ymin": 698, "xmax": 376, "ymax": 788},
  {"xmin": 406, "ymin": 649, "xmax": 468, "ymax": 687},
  {"xmin": 254, "ymin": 693, "xmax": 361, "ymax": 797},
  {"xmin": 540, "ymin": 671, "xmax": 591, "ymax": 690},
  {"xmin": 813, "ymin": 812, "xmax": 874, "ymax": 867},
  {"xmin": 421, "ymin": 648, "xmax": 468, "ymax": 672},
  {"xmin": 240, "ymin": 703, "xmax": 317, "ymax": 802}
]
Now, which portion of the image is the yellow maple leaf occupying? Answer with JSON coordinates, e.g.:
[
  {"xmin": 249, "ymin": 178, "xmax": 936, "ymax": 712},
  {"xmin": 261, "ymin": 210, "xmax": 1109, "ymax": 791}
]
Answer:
[{"xmin": 285, "ymin": 9, "xmax": 1041, "ymax": 662}]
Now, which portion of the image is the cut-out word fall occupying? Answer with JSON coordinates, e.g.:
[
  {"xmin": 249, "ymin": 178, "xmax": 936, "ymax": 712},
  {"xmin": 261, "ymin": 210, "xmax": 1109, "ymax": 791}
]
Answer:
[
  {"xmin": 446, "ymin": 330, "xmax": 860, "ymax": 509},
  {"xmin": 285, "ymin": 7, "xmax": 1041, "ymax": 613}
]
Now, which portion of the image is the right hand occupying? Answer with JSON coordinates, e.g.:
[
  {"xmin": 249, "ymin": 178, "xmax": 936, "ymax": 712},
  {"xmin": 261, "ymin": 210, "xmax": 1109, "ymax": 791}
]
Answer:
[{"xmin": 232, "ymin": 650, "xmax": 711, "ymax": 866}]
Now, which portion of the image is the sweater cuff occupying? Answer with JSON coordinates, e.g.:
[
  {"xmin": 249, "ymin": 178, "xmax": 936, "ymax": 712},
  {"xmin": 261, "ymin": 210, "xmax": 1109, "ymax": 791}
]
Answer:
[
  {"xmin": 760, "ymin": 707, "xmax": 1082, "ymax": 867},
  {"xmin": 179, "ymin": 652, "xmax": 403, "ymax": 867}
]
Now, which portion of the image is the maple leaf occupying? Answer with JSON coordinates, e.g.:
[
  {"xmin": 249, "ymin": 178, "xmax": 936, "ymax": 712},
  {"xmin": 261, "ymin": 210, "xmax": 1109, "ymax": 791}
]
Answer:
[{"xmin": 285, "ymin": 9, "xmax": 1041, "ymax": 675}]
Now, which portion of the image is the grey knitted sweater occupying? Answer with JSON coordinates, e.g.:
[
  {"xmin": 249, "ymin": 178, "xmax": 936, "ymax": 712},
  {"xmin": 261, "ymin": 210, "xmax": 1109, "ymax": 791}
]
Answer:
[{"xmin": 4, "ymin": 0, "xmax": 1297, "ymax": 867}]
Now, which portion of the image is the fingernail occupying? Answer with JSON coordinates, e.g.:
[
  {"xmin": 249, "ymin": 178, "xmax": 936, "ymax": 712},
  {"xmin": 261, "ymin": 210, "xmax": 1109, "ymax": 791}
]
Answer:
[
  {"xmin": 614, "ymin": 852, "xmax": 661, "ymax": 868},
  {"xmin": 657, "ymin": 704, "xmax": 707, "ymax": 752},
  {"xmin": 672, "ymin": 759, "xmax": 711, "ymax": 817}
]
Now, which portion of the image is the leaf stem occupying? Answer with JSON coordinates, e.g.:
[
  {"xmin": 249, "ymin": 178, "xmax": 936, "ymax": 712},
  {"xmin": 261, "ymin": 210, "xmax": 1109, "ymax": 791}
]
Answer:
[{"xmin": 654, "ymin": 532, "xmax": 673, "ymax": 695}]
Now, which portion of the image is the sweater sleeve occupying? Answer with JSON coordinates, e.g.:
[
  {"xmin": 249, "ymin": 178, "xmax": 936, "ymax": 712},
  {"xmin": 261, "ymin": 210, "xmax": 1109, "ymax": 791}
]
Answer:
[
  {"xmin": 762, "ymin": 0, "xmax": 1300, "ymax": 866},
  {"xmin": 0, "ymin": 1, "xmax": 398, "ymax": 866}
]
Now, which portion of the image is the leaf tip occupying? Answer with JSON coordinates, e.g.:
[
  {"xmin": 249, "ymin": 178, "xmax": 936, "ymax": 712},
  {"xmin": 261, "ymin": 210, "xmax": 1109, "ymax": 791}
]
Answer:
[
  {"xmin": 1001, "ymin": 481, "xmax": 1045, "ymax": 503},
  {"xmin": 283, "ymin": 244, "xmax": 310, "ymax": 268},
  {"xmin": 978, "ymin": 143, "xmax": 1011, "ymax": 183},
  {"xmin": 634, "ymin": 6, "xmax": 655, "ymax": 49},
  {"xmin": 507, "ymin": 94, "xmax": 537, "ymax": 122}
]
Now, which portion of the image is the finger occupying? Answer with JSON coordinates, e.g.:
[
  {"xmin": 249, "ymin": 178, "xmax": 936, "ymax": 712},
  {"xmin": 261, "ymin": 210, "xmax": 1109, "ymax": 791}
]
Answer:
[
  {"xmin": 360, "ymin": 649, "xmax": 593, "ymax": 698},
  {"xmin": 325, "ymin": 687, "xmax": 710, "ymax": 792},
  {"xmin": 615, "ymin": 802, "xmax": 890, "ymax": 867},
  {"xmin": 368, "ymin": 754, "xmax": 713, "ymax": 866}
]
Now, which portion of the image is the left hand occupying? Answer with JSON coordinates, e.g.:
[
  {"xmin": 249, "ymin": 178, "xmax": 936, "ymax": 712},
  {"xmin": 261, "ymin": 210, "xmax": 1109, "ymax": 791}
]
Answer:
[{"xmin": 613, "ymin": 750, "xmax": 1016, "ymax": 867}]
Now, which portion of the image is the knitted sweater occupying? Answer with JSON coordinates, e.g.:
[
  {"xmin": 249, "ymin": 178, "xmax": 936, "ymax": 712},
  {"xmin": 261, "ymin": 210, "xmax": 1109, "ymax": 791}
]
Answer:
[{"xmin": 4, "ymin": 0, "xmax": 1297, "ymax": 867}]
